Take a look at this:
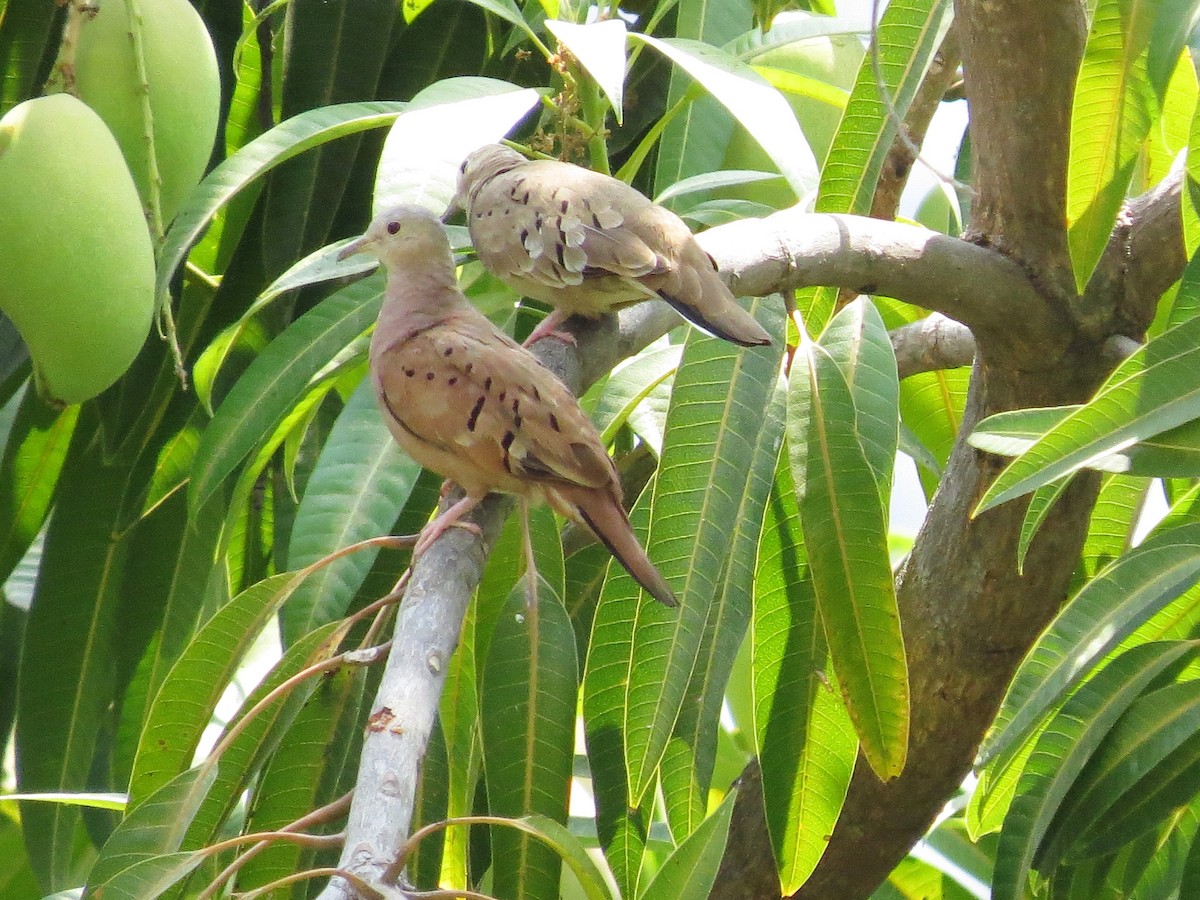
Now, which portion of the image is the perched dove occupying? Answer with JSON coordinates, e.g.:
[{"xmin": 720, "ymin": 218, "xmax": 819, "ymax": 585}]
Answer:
[
  {"xmin": 338, "ymin": 204, "xmax": 677, "ymax": 608},
  {"xmin": 446, "ymin": 144, "xmax": 771, "ymax": 348}
]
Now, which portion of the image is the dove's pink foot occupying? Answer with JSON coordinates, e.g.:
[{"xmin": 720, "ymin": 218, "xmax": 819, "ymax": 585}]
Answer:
[
  {"xmin": 522, "ymin": 309, "xmax": 578, "ymax": 347},
  {"xmin": 414, "ymin": 494, "xmax": 484, "ymax": 557}
]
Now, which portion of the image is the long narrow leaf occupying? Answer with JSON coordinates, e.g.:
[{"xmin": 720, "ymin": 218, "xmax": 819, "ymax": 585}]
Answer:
[
  {"xmin": 790, "ymin": 340, "xmax": 908, "ymax": 779},
  {"xmin": 281, "ymin": 378, "xmax": 422, "ymax": 644},
  {"xmin": 16, "ymin": 426, "xmax": 132, "ymax": 889},
  {"xmin": 977, "ymin": 313, "xmax": 1200, "ymax": 513},
  {"xmin": 187, "ymin": 277, "xmax": 382, "ymax": 516},
  {"xmin": 1039, "ymin": 679, "xmax": 1200, "ymax": 869},
  {"xmin": 980, "ymin": 520, "xmax": 1200, "ymax": 764},
  {"xmin": 481, "ymin": 579, "xmax": 578, "ymax": 900},
  {"xmin": 157, "ymin": 101, "xmax": 408, "ymax": 299},
  {"xmin": 660, "ymin": 298, "xmax": 786, "ymax": 839},
  {"xmin": 991, "ymin": 640, "xmax": 1197, "ymax": 900},
  {"xmin": 640, "ymin": 790, "xmax": 737, "ymax": 900},
  {"xmin": 753, "ymin": 457, "xmax": 857, "ymax": 892},
  {"xmin": 612, "ymin": 313, "xmax": 784, "ymax": 804},
  {"xmin": 633, "ymin": 34, "xmax": 817, "ymax": 196},
  {"xmin": 1066, "ymin": 0, "xmax": 1163, "ymax": 291},
  {"xmin": 126, "ymin": 570, "xmax": 315, "ymax": 807}
]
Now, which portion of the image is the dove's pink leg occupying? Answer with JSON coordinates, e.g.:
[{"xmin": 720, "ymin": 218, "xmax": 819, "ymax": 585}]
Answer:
[
  {"xmin": 522, "ymin": 308, "xmax": 577, "ymax": 347},
  {"xmin": 414, "ymin": 493, "xmax": 484, "ymax": 557}
]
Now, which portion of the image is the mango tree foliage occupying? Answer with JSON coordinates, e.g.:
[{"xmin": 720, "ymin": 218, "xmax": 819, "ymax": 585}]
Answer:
[{"xmin": 2, "ymin": 1, "xmax": 1200, "ymax": 899}]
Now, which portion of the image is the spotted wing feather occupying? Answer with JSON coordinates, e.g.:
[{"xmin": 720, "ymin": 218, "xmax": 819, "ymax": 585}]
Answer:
[{"xmin": 373, "ymin": 317, "xmax": 614, "ymax": 495}]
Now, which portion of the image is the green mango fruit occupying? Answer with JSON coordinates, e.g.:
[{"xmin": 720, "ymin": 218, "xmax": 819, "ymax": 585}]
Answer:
[
  {"xmin": 73, "ymin": 0, "xmax": 221, "ymax": 226},
  {"xmin": 0, "ymin": 94, "xmax": 155, "ymax": 406}
]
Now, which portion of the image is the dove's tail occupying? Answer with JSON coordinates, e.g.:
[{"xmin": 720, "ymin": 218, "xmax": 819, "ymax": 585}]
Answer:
[
  {"xmin": 552, "ymin": 485, "xmax": 677, "ymax": 608},
  {"xmin": 654, "ymin": 249, "xmax": 771, "ymax": 348}
]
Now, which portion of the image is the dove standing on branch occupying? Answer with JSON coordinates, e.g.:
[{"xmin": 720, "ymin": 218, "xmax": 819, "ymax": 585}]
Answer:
[
  {"xmin": 338, "ymin": 204, "xmax": 677, "ymax": 608},
  {"xmin": 446, "ymin": 144, "xmax": 772, "ymax": 348}
]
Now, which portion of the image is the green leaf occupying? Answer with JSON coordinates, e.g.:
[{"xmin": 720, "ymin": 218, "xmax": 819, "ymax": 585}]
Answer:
[
  {"xmin": 126, "ymin": 570, "xmax": 316, "ymax": 808},
  {"xmin": 640, "ymin": 789, "xmax": 736, "ymax": 900},
  {"xmin": 752, "ymin": 457, "xmax": 857, "ymax": 892},
  {"xmin": 461, "ymin": 0, "xmax": 548, "ymax": 52},
  {"xmin": 84, "ymin": 852, "xmax": 203, "ymax": 900},
  {"xmin": 633, "ymin": 34, "xmax": 817, "ymax": 196},
  {"xmin": 182, "ymin": 622, "xmax": 348, "ymax": 854},
  {"xmin": 991, "ymin": 640, "xmax": 1197, "ymax": 900},
  {"xmin": 900, "ymin": 366, "xmax": 969, "ymax": 498},
  {"xmin": 16, "ymin": 425, "xmax": 133, "ymax": 890},
  {"xmin": 820, "ymin": 297, "xmax": 900, "ymax": 499},
  {"xmin": 591, "ymin": 303, "xmax": 784, "ymax": 806},
  {"xmin": 661, "ymin": 297, "xmax": 787, "ymax": 839},
  {"xmin": 480, "ymin": 579, "xmax": 578, "ymax": 900},
  {"xmin": 439, "ymin": 599, "xmax": 482, "ymax": 890},
  {"xmin": 969, "ymin": 718, "xmax": 1045, "ymax": 840},
  {"xmin": 1040, "ymin": 679, "xmax": 1200, "ymax": 868},
  {"xmin": 591, "ymin": 345, "xmax": 682, "ymax": 450},
  {"xmin": 976, "ymin": 313, "xmax": 1200, "ymax": 513},
  {"xmin": 187, "ymin": 277, "xmax": 381, "ymax": 516},
  {"xmin": 496, "ymin": 814, "xmax": 612, "ymax": 900},
  {"xmin": 980, "ymin": 520, "xmax": 1200, "ymax": 765},
  {"xmin": 1074, "ymin": 473, "xmax": 1145, "ymax": 586},
  {"xmin": 1067, "ymin": 0, "xmax": 1164, "ymax": 292},
  {"xmin": 545, "ymin": 20, "xmax": 627, "ymax": 124},
  {"xmin": 260, "ymin": 0, "xmax": 398, "ymax": 278},
  {"xmin": 971, "ymin": 403, "xmax": 1200, "ymax": 478},
  {"xmin": 0, "ymin": 806, "xmax": 39, "ymax": 899},
  {"xmin": 0, "ymin": 0, "xmax": 59, "ymax": 116},
  {"xmin": 375, "ymin": 77, "xmax": 542, "ymax": 214},
  {"xmin": 157, "ymin": 101, "xmax": 408, "ymax": 301},
  {"xmin": 1017, "ymin": 478, "xmax": 1075, "ymax": 574},
  {"xmin": 580, "ymin": 499, "xmax": 652, "ymax": 895},
  {"xmin": 237, "ymin": 664, "xmax": 369, "ymax": 890},
  {"xmin": 0, "ymin": 395, "xmax": 76, "ymax": 586},
  {"xmin": 816, "ymin": 0, "xmax": 953, "ymax": 216},
  {"xmin": 789, "ymin": 339, "xmax": 908, "ymax": 780},
  {"xmin": 653, "ymin": 169, "xmax": 784, "ymax": 205},
  {"xmin": 726, "ymin": 10, "xmax": 872, "ymax": 63},
  {"xmin": 648, "ymin": 0, "xmax": 749, "ymax": 198},
  {"xmin": 84, "ymin": 767, "xmax": 216, "ymax": 893},
  {"xmin": 281, "ymin": 378, "xmax": 423, "ymax": 643}
]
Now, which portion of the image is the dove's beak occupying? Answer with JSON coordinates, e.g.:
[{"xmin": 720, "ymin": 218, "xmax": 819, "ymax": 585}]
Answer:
[
  {"xmin": 440, "ymin": 195, "xmax": 463, "ymax": 224},
  {"xmin": 337, "ymin": 235, "xmax": 373, "ymax": 261}
]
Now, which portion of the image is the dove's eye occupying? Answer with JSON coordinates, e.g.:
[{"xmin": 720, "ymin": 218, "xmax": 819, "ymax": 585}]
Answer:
[
  {"xmin": 387, "ymin": 221, "xmax": 401, "ymax": 235},
  {"xmin": 459, "ymin": 160, "xmax": 468, "ymax": 173}
]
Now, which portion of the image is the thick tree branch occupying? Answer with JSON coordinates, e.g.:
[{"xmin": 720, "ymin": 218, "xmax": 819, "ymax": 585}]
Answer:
[
  {"xmin": 1080, "ymin": 156, "xmax": 1188, "ymax": 341},
  {"xmin": 706, "ymin": 211, "xmax": 1060, "ymax": 360},
  {"xmin": 891, "ymin": 314, "xmax": 975, "ymax": 377},
  {"xmin": 957, "ymin": 0, "xmax": 1086, "ymax": 302}
]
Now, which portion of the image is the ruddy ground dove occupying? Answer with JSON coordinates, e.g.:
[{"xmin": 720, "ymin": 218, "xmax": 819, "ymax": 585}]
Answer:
[
  {"xmin": 446, "ymin": 144, "xmax": 771, "ymax": 348},
  {"xmin": 338, "ymin": 204, "xmax": 677, "ymax": 608}
]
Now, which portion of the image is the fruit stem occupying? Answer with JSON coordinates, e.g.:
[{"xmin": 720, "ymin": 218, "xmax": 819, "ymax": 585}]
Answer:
[
  {"xmin": 43, "ymin": 0, "xmax": 92, "ymax": 96},
  {"xmin": 122, "ymin": 0, "xmax": 164, "ymax": 243},
  {"xmin": 122, "ymin": 0, "xmax": 186, "ymax": 383}
]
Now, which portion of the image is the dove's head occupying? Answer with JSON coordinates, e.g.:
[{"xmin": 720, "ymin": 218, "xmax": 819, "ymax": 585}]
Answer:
[
  {"xmin": 444, "ymin": 143, "xmax": 526, "ymax": 219},
  {"xmin": 338, "ymin": 204, "xmax": 451, "ymax": 270}
]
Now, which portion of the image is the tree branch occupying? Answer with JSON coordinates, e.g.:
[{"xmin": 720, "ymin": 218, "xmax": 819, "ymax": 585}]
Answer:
[
  {"xmin": 956, "ymin": 0, "xmax": 1086, "ymax": 302},
  {"xmin": 891, "ymin": 314, "xmax": 975, "ymax": 377},
  {"xmin": 1080, "ymin": 155, "xmax": 1188, "ymax": 341},
  {"xmin": 704, "ymin": 210, "xmax": 1060, "ymax": 360},
  {"xmin": 870, "ymin": 24, "xmax": 963, "ymax": 222}
]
